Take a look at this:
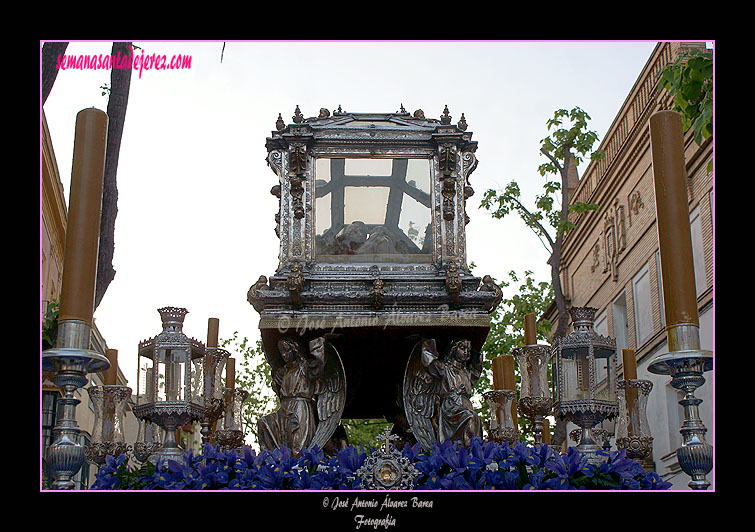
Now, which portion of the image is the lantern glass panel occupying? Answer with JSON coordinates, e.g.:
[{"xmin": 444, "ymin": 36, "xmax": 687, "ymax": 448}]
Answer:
[
  {"xmin": 594, "ymin": 347, "xmax": 617, "ymax": 402},
  {"xmin": 157, "ymin": 349, "xmax": 189, "ymax": 402},
  {"xmin": 314, "ymin": 157, "xmax": 432, "ymax": 263},
  {"xmin": 560, "ymin": 347, "xmax": 592, "ymax": 402}
]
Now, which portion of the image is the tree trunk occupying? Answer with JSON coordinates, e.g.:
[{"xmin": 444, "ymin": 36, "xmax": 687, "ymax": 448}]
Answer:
[
  {"xmin": 41, "ymin": 42, "xmax": 68, "ymax": 105},
  {"xmin": 94, "ymin": 42, "xmax": 132, "ymax": 310},
  {"xmin": 549, "ymin": 150, "xmax": 574, "ymax": 449}
]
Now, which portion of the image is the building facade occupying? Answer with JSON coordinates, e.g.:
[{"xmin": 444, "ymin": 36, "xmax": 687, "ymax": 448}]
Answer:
[{"xmin": 544, "ymin": 41, "xmax": 714, "ymax": 489}]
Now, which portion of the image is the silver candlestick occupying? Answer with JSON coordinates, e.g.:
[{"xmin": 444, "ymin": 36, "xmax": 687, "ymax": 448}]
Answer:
[
  {"xmin": 512, "ymin": 343, "xmax": 553, "ymax": 444},
  {"xmin": 649, "ymin": 344, "xmax": 712, "ymax": 489},
  {"xmin": 200, "ymin": 347, "xmax": 231, "ymax": 446},
  {"xmin": 615, "ymin": 379, "xmax": 654, "ymax": 462},
  {"xmin": 43, "ymin": 319, "xmax": 111, "ymax": 489}
]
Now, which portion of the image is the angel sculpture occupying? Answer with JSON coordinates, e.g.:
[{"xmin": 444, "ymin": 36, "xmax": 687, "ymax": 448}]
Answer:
[
  {"xmin": 403, "ymin": 338, "xmax": 483, "ymax": 450},
  {"xmin": 256, "ymin": 336, "xmax": 346, "ymax": 453}
]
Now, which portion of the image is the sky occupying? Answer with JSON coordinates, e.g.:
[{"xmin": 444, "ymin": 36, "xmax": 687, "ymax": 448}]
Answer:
[{"xmin": 42, "ymin": 40, "xmax": 672, "ymax": 392}]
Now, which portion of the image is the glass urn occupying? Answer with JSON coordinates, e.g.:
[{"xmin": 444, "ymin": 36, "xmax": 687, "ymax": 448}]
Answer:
[{"xmin": 615, "ymin": 378, "xmax": 654, "ymax": 461}]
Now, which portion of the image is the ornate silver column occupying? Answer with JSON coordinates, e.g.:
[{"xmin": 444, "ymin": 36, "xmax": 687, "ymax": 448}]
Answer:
[{"xmin": 44, "ymin": 321, "xmax": 111, "ymax": 489}]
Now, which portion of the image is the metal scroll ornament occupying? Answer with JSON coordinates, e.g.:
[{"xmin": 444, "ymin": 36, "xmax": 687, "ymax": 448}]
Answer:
[
  {"xmin": 355, "ymin": 426, "xmax": 421, "ymax": 490},
  {"xmin": 256, "ymin": 336, "xmax": 346, "ymax": 453}
]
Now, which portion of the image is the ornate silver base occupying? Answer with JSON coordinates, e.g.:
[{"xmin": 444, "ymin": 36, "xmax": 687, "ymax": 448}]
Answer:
[
  {"xmin": 518, "ymin": 395, "xmax": 553, "ymax": 444},
  {"xmin": 354, "ymin": 427, "xmax": 421, "ymax": 490},
  {"xmin": 86, "ymin": 442, "xmax": 132, "ymax": 467},
  {"xmin": 214, "ymin": 429, "xmax": 245, "ymax": 451},
  {"xmin": 559, "ymin": 401, "xmax": 618, "ymax": 465},
  {"xmin": 43, "ymin": 320, "xmax": 112, "ymax": 489},
  {"xmin": 133, "ymin": 401, "xmax": 205, "ymax": 468},
  {"xmin": 133, "ymin": 441, "xmax": 162, "ymax": 464},
  {"xmin": 616, "ymin": 436, "xmax": 653, "ymax": 461},
  {"xmin": 649, "ymin": 348, "xmax": 713, "ymax": 490}
]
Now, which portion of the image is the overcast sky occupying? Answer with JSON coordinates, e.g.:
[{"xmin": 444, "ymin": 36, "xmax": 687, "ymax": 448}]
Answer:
[{"xmin": 42, "ymin": 40, "xmax": 675, "ymax": 389}]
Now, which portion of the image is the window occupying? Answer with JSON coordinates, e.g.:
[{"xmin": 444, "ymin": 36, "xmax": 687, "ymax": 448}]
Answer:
[
  {"xmin": 612, "ymin": 292, "xmax": 629, "ymax": 353},
  {"xmin": 690, "ymin": 206, "xmax": 707, "ymax": 295},
  {"xmin": 314, "ymin": 157, "xmax": 432, "ymax": 263},
  {"xmin": 656, "ymin": 251, "xmax": 665, "ymax": 328},
  {"xmin": 633, "ymin": 262, "xmax": 654, "ymax": 346},
  {"xmin": 42, "ymin": 390, "xmax": 59, "ymax": 450}
]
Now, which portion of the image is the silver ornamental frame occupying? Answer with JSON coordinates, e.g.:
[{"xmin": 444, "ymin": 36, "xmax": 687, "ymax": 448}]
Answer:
[{"xmin": 354, "ymin": 426, "xmax": 421, "ymax": 490}]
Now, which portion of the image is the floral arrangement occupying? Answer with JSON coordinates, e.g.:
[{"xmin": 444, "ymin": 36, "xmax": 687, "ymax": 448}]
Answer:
[{"xmin": 91, "ymin": 438, "xmax": 671, "ymax": 491}]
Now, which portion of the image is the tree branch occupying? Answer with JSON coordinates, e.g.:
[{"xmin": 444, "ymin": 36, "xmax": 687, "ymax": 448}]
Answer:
[
  {"xmin": 540, "ymin": 147, "xmax": 563, "ymax": 175},
  {"xmin": 501, "ymin": 194, "xmax": 555, "ymax": 253}
]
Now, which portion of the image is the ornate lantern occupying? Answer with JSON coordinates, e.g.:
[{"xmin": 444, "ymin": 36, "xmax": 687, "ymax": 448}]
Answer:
[
  {"xmin": 133, "ymin": 307, "xmax": 206, "ymax": 466},
  {"xmin": 554, "ymin": 307, "xmax": 619, "ymax": 463}
]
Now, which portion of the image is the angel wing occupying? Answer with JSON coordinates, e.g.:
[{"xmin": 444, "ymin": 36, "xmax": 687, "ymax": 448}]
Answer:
[
  {"xmin": 309, "ymin": 337, "xmax": 347, "ymax": 450},
  {"xmin": 403, "ymin": 338, "xmax": 442, "ymax": 451}
]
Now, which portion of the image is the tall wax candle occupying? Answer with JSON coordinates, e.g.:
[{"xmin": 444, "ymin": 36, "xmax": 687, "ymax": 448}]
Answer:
[
  {"xmin": 524, "ymin": 313, "xmax": 537, "ymax": 345},
  {"xmin": 226, "ymin": 357, "xmax": 235, "ymax": 389},
  {"xmin": 622, "ymin": 349, "xmax": 638, "ymax": 380},
  {"xmin": 649, "ymin": 111, "xmax": 700, "ymax": 337},
  {"xmin": 58, "ymin": 108, "xmax": 108, "ymax": 325},
  {"xmin": 103, "ymin": 349, "xmax": 118, "ymax": 385},
  {"xmin": 207, "ymin": 318, "xmax": 219, "ymax": 348},
  {"xmin": 622, "ymin": 349, "xmax": 639, "ymax": 433},
  {"xmin": 542, "ymin": 418, "xmax": 551, "ymax": 445},
  {"xmin": 205, "ymin": 317, "xmax": 220, "ymax": 387},
  {"xmin": 501, "ymin": 354, "xmax": 518, "ymax": 428},
  {"xmin": 492, "ymin": 356, "xmax": 506, "ymax": 390}
]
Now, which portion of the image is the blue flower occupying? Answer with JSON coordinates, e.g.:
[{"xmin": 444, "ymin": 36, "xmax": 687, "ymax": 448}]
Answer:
[
  {"xmin": 439, "ymin": 441, "xmax": 469, "ymax": 474},
  {"xmin": 401, "ymin": 441, "xmax": 423, "ymax": 463},
  {"xmin": 522, "ymin": 470, "xmax": 547, "ymax": 490}
]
